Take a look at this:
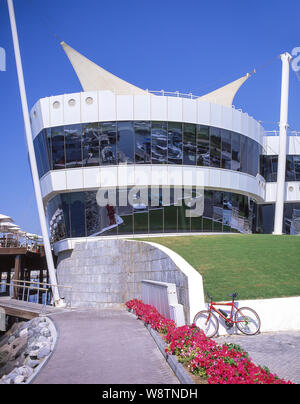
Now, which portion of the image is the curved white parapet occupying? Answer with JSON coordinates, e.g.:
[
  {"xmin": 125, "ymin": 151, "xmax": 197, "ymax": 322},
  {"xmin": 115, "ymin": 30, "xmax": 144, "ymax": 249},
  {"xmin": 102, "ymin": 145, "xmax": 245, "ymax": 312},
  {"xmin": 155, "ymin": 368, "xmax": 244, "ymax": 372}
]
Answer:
[
  {"xmin": 30, "ymin": 91, "xmax": 264, "ymax": 146},
  {"xmin": 142, "ymin": 241, "xmax": 206, "ymax": 322},
  {"xmin": 40, "ymin": 165, "xmax": 266, "ymax": 205}
]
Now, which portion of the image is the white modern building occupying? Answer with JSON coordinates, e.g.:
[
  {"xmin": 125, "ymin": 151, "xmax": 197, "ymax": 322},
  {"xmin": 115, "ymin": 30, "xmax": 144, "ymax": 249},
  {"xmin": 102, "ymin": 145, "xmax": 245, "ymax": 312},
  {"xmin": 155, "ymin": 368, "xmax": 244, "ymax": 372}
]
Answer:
[{"xmin": 29, "ymin": 43, "xmax": 300, "ymax": 255}]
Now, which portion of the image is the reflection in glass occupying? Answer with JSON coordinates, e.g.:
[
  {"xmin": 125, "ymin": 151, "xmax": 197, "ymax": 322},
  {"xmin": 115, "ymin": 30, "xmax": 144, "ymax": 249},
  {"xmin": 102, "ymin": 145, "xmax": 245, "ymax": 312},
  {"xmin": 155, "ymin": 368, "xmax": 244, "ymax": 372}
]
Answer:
[
  {"xmin": 65, "ymin": 124, "xmax": 82, "ymax": 168},
  {"xmin": 223, "ymin": 192, "xmax": 232, "ymax": 232},
  {"xmin": 51, "ymin": 127, "xmax": 65, "ymax": 170},
  {"xmin": 294, "ymin": 156, "xmax": 300, "ymax": 181},
  {"xmin": 203, "ymin": 190, "xmax": 213, "ymax": 231},
  {"xmin": 149, "ymin": 187, "xmax": 164, "ymax": 233},
  {"xmin": 212, "ymin": 191, "xmax": 223, "ymax": 232},
  {"xmin": 231, "ymin": 132, "xmax": 240, "ymax": 171},
  {"xmin": 134, "ymin": 121, "xmax": 151, "ymax": 163},
  {"xmin": 286, "ymin": 155, "xmax": 295, "ymax": 181},
  {"xmin": 117, "ymin": 121, "xmax": 134, "ymax": 164},
  {"xmin": 221, "ymin": 130, "xmax": 231, "ymax": 170},
  {"xmin": 168, "ymin": 122, "xmax": 182, "ymax": 164},
  {"xmin": 82, "ymin": 123, "xmax": 100, "ymax": 167},
  {"xmin": 69, "ymin": 192, "xmax": 86, "ymax": 237},
  {"xmin": 47, "ymin": 188, "xmax": 257, "ymax": 241},
  {"xmin": 35, "ymin": 122, "xmax": 264, "ymax": 179},
  {"xmin": 240, "ymin": 135, "xmax": 247, "ymax": 174},
  {"xmin": 47, "ymin": 195, "xmax": 68, "ymax": 243},
  {"xmin": 100, "ymin": 122, "xmax": 117, "ymax": 165},
  {"xmin": 151, "ymin": 121, "xmax": 167, "ymax": 164},
  {"xmin": 34, "ymin": 130, "xmax": 50, "ymax": 178},
  {"xmin": 210, "ymin": 127, "xmax": 221, "ymax": 168},
  {"xmin": 197, "ymin": 125, "xmax": 210, "ymax": 166},
  {"xmin": 183, "ymin": 123, "xmax": 196, "ymax": 165}
]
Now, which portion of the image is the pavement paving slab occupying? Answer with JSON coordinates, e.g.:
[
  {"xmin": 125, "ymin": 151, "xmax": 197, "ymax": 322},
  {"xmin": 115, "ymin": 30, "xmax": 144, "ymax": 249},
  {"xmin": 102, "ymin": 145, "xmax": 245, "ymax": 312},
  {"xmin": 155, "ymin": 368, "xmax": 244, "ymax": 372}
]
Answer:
[
  {"xmin": 32, "ymin": 309, "xmax": 179, "ymax": 384},
  {"xmin": 214, "ymin": 331, "xmax": 300, "ymax": 384}
]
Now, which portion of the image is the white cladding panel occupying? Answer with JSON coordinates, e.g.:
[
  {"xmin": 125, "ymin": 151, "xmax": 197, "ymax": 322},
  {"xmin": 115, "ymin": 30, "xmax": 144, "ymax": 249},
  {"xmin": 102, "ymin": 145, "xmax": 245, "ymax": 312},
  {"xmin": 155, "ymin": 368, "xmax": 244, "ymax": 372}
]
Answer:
[
  {"xmin": 40, "ymin": 166, "xmax": 266, "ymax": 203},
  {"xmin": 30, "ymin": 91, "xmax": 264, "ymax": 147}
]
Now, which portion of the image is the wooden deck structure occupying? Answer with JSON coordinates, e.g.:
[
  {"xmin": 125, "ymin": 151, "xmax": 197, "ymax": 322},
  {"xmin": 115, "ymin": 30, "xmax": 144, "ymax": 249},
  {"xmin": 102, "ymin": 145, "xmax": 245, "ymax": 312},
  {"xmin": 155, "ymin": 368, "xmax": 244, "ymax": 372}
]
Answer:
[
  {"xmin": 0, "ymin": 296, "xmax": 66, "ymax": 320},
  {"xmin": 0, "ymin": 246, "xmax": 51, "ymax": 298}
]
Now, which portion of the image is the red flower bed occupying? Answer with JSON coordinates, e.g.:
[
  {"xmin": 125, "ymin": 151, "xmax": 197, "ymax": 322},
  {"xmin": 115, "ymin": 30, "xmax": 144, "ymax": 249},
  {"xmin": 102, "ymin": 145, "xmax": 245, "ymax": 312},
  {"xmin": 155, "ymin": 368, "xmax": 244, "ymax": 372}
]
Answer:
[{"xmin": 126, "ymin": 299, "xmax": 293, "ymax": 384}]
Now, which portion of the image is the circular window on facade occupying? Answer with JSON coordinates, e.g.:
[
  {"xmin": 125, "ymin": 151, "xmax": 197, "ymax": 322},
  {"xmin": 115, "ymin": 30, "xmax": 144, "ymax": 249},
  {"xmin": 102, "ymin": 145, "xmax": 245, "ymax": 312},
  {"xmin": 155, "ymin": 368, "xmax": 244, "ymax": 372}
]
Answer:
[
  {"xmin": 289, "ymin": 186, "xmax": 294, "ymax": 192},
  {"xmin": 53, "ymin": 101, "xmax": 60, "ymax": 109},
  {"xmin": 68, "ymin": 99, "xmax": 76, "ymax": 107},
  {"xmin": 85, "ymin": 97, "xmax": 94, "ymax": 105}
]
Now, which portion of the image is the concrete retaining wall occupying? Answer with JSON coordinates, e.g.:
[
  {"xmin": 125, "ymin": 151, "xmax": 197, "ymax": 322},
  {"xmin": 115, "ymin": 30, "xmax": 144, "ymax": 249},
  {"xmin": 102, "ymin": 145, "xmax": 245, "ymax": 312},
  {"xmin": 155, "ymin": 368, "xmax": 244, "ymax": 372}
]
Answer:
[{"xmin": 56, "ymin": 239, "xmax": 204, "ymax": 323}]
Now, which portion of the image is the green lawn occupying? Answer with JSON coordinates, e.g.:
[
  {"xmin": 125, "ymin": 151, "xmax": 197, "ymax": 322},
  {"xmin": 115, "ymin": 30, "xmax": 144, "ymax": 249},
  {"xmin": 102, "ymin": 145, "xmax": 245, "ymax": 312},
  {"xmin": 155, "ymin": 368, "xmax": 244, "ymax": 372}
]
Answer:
[{"xmin": 137, "ymin": 234, "xmax": 300, "ymax": 301}]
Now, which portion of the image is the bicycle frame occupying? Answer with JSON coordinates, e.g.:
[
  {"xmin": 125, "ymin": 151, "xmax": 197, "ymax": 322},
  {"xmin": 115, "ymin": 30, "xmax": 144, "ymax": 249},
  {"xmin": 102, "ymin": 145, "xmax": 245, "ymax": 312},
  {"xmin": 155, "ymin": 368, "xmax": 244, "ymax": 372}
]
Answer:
[{"xmin": 207, "ymin": 300, "xmax": 244, "ymax": 324}]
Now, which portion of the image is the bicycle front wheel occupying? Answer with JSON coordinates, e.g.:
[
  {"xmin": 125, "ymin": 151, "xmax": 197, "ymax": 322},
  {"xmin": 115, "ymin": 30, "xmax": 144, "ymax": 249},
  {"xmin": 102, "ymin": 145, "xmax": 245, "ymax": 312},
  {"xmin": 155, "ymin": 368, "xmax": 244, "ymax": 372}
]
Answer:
[
  {"xmin": 193, "ymin": 310, "xmax": 219, "ymax": 338},
  {"xmin": 235, "ymin": 307, "xmax": 261, "ymax": 335}
]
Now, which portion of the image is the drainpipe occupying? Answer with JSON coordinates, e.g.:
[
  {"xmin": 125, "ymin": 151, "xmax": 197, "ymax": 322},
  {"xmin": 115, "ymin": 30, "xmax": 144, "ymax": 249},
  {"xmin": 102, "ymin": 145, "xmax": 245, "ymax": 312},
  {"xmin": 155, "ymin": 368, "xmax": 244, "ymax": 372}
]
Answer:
[
  {"xmin": 273, "ymin": 52, "xmax": 292, "ymax": 235},
  {"xmin": 7, "ymin": 0, "xmax": 63, "ymax": 305}
]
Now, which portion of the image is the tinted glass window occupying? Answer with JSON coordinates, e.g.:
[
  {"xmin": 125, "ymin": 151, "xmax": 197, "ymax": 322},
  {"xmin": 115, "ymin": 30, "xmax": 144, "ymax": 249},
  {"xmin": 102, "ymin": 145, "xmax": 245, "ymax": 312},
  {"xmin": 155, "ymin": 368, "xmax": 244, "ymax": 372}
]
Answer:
[
  {"xmin": 134, "ymin": 121, "xmax": 151, "ymax": 164},
  {"xmin": 231, "ymin": 132, "xmax": 240, "ymax": 171},
  {"xmin": 212, "ymin": 191, "xmax": 223, "ymax": 232},
  {"xmin": 69, "ymin": 192, "xmax": 86, "ymax": 237},
  {"xmin": 221, "ymin": 130, "xmax": 231, "ymax": 170},
  {"xmin": 183, "ymin": 123, "xmax": 196, "ymax": 165},
  {"xmin": 149, "ymin": 187, "xmax": 164, "ymax": 233},
  {"xmin": 51, "ymin": 127, "xmax": 65, "ymax": 170},
  {"xmin": 203, "ymin": 190, "xmax": 213, "ymax": 231},
  {"xmin": 168, "ymin": 122, "xmax": 182, "ymax": 164},
  {"xmin": 85, "ymin": 191, "xmax": 101, "ymax": 236},
  {"xmin": 65, "ymin": 124, "xmax": 82, "ymax": 168},
  {"xmin": 117, "ymin": 121, "xmax": 134, "ymax": 164},
  {"xmin": 100, "ymin": 122, "xmax": 117, "ymax": 165},
  {"xmin": 117, "ymin": 189, "xmax": 133, "ymax": 235},
  {"xmin": 240, "ymin": 135, "xmax": 247, "ymax": 174},
  {"xmin": 151, "ymin": 121, "xmax": 167, "ymax": 164},
  {"xmin": 270, "ymin": 156, "xmax": 278, "ymax": 182},
  {"xmin": 294, "ymin": 156, "xmax": 300, "ymax": 181},
  {"xmin": 82, "ymin": 123, "xmax": 100, "ymax": 167},
  {"xmin": 210, "ymin": 127, "xmax": 221, "ymax": 168},
  {"xmin": 47, "ymin": 195, "xmax": 68, "ymax": 242},
  {"xmin": 286, "ymin": 155, "xmax": 295, "ymax": 181},
  {"xmin": 197, "ymin": 125, "xmax": 210, "ymax": 166}
]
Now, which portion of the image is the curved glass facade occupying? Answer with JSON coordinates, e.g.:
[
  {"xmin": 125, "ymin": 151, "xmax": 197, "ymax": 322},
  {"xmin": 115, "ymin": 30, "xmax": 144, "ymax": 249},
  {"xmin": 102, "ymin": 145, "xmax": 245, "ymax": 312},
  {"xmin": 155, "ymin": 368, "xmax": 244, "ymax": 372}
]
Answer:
[
  {"xmin": 47, "ymin": 188, "xmax": 257, "ymax": 242},
  {"xmin": 34, "ymin": 121, "xmax": 261, "ymax": 178}
]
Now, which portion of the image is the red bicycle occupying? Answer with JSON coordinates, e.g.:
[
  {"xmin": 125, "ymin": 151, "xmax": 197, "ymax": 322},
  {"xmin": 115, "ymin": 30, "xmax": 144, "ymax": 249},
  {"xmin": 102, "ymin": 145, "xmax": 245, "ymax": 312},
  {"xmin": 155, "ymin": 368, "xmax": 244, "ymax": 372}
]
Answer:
[{"xmin": 193, "ymin": 292, "xmax": 261, "ymax": 338}]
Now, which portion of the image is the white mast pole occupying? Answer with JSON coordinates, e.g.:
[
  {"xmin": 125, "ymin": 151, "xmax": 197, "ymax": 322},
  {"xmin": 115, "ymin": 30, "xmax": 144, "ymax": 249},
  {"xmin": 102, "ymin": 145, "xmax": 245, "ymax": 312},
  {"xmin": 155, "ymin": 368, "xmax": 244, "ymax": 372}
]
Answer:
[
  {"xmin": 7, "ymin": 0, "xmax": 62, "ymax": 305},
  {"xmin": 273, "ymin": 52, "xmax": 292, "ymax": 235}
]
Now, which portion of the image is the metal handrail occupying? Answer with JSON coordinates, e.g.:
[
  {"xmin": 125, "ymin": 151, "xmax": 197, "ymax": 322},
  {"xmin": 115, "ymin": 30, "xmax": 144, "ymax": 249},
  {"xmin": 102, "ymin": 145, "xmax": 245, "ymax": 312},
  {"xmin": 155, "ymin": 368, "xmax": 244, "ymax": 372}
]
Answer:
[
  {"xmin": 10, "ymin": 279, "xmax": 73, "ymax": 308},
  {"xmin": 12, "ymin": 279, "xmax": 72, "ymax": 288},
  {"xmin": 148, "ymin": 90, "xmax": 199, "ymax": 99}
]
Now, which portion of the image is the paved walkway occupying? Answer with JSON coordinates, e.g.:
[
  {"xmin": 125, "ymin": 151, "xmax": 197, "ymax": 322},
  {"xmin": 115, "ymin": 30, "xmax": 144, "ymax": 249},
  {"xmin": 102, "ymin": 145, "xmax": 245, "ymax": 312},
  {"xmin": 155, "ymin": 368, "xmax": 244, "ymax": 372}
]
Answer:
[
  {"xmin": 33, "ymin": 309, "xmax": 179, "ymax": 384},
  {"xmin": 214, "ymin": 331, "xmax": 300, "ymax": 384}
]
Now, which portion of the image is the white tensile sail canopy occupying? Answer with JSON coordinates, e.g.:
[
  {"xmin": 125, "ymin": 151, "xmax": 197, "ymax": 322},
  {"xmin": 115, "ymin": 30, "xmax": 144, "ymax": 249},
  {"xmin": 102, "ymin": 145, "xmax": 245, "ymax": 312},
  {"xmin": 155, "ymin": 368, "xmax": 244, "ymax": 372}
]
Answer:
[
  {"xmin": 60, "ymin": 41, "xmax": 252, "ymax": 106},
  {"xmin": 60, "ymin": 41, "xmax": 147, "ymax": 95},
  {"xmin": 197, "ymin": 73, "xmax": 252, "ymax": 107}
]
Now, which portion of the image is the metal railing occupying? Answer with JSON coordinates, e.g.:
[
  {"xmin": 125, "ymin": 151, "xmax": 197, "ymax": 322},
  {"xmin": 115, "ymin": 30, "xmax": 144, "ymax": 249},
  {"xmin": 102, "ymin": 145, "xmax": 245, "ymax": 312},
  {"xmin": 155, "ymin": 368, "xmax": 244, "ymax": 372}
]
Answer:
[
  {"xmin": 148, "ymin": 89, "xmax": 200, "ymax": 99},
  {"xmin": 0, "ymin": 279, "xmax": 72, "ymax": 312}
]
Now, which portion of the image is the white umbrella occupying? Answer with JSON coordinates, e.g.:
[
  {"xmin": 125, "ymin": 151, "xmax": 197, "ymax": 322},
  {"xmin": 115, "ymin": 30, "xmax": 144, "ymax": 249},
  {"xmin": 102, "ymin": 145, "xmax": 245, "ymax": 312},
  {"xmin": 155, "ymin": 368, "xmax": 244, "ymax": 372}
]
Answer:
[{"xmin": 0, "ymin": 214, "xmax": 14, "ymax": 223}]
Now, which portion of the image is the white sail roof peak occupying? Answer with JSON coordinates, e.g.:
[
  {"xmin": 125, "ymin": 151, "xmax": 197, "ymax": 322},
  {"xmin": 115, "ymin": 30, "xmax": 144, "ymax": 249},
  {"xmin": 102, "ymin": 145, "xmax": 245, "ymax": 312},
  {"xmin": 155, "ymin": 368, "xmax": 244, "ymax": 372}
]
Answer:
[{"xmin": 60, "ymin": 41, "xmax": 147, "ymax": 95}]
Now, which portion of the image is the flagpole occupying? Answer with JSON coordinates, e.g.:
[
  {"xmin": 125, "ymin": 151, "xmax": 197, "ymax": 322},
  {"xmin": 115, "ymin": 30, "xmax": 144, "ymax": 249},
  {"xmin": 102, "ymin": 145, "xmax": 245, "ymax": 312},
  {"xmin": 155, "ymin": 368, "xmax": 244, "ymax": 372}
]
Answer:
[
  {"xmin": 7, "ymin": 0, "xmax": 63, "ymax": 305},
  {"xmin": 273, "ymin": 52, "xmax": 292, "ymax": 235}
]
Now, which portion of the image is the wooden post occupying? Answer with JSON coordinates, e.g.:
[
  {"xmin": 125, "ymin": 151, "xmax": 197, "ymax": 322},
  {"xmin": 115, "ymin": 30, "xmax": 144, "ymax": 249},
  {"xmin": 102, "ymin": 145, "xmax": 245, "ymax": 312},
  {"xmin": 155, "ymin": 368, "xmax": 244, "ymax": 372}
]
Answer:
[{"xmin": 13, "ymin": 255, "xmax": 21, "ymax": 299}]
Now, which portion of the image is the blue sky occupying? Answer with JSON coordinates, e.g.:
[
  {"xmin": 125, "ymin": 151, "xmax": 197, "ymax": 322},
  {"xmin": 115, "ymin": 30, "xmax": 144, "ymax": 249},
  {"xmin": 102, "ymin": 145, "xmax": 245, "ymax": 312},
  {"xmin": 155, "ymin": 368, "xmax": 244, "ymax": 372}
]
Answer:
[{"xmin": 0, "ymin": 0, "xmax": 299, "ymax": 234}]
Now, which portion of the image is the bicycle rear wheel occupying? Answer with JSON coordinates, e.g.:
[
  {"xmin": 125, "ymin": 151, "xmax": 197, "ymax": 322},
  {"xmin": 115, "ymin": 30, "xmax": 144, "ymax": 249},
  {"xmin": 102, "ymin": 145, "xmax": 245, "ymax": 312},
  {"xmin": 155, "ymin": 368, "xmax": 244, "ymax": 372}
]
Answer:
[
  {"xmin": 235, "ymin": 307, "xmax": 261, "ymax": 335},
  {"xmin": 193, "ymin": 310, "xmax": 219, "ymax": 338}
]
